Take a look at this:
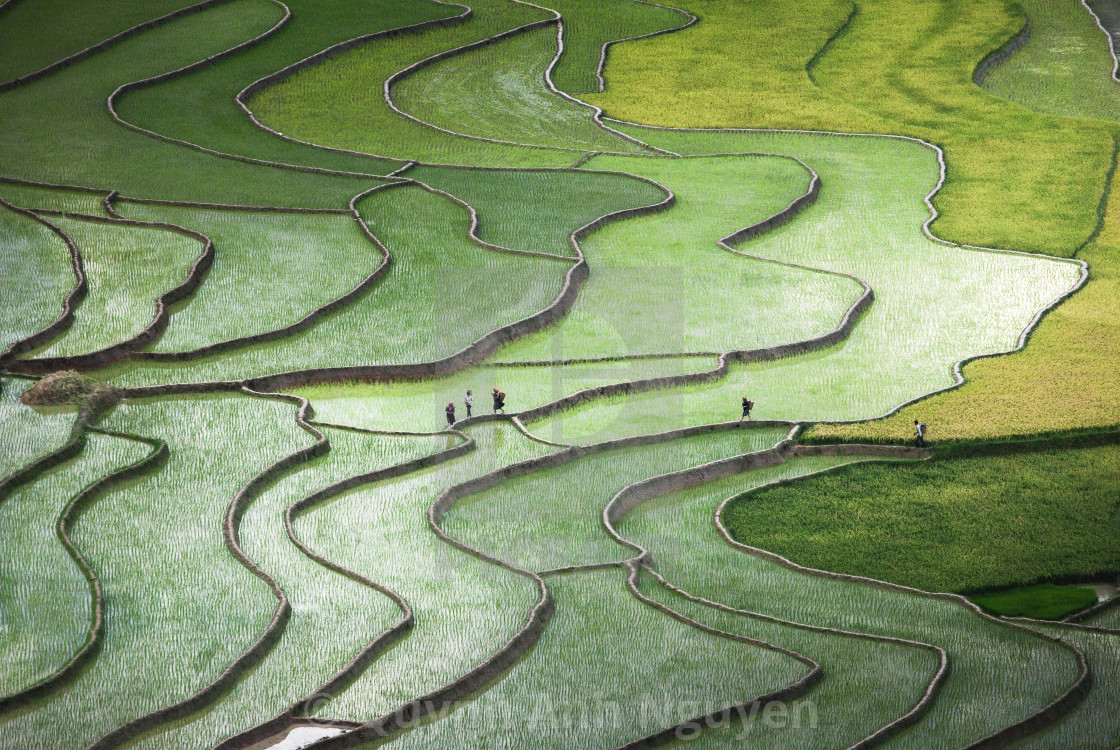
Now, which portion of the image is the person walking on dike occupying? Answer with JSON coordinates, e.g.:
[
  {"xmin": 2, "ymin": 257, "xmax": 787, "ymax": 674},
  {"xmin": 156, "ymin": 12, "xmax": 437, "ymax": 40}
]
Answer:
[
  {"xmin": 493, "ymin": 387, "xmax": 506, "ymax": 414},
  {"xmin": 914, "ymin": 420, "xmax": 927, "ymax": 448},
  {"xmin": 740, "ymin": 397, "xmax": 754, "ymax": 422},
  {"xmin": 446, "ymin": 402, "xmax": 456, "ymax": 427},
  {"xmin": 464, "ymin": 390, "xmax": 474, "ymax": 418}
]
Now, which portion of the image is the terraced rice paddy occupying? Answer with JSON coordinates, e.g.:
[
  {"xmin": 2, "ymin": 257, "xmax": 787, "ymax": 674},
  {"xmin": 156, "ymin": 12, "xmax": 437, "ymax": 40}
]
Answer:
[
  {"xmin": 979, "ymin": 0, "xmax": 1120, "ymax": 122},
  {"xmin": 0, "ymin": 431, "xmax": 149, "ymax": 696},
  {"xmin": 616, "ymin": 456, "xmax": 1085, "ymax": 749},
  {"xmin": 32, "ymin": 216, "xmax": 203, "ymax": 358},
  {"xmin": 0, "ymin": 208, "xmax": 78, "ymax": 354},
  {"xmin": 0, "ymin": 378, "xmax": 75, "ymax": 476},
  {"xmin": 1, "ymin": 0, "xmax": 1117, "ymax": 747}
]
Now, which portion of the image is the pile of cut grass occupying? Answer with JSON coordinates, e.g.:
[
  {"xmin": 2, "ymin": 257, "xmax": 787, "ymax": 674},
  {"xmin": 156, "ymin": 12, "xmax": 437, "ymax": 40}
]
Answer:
[{"xmin": 721, "ymin": 443, "xmax": 1120, "ymax": 594}]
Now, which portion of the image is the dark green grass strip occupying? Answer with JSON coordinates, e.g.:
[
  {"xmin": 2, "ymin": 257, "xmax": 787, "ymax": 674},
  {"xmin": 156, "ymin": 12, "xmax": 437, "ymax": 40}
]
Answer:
[
  {"xmin": 971, "ymin": 584, "xmax": 1099, "ymax": 620},
  {"xmin": 722, "ymin": 439, "xmax": 1120, "ymax": 594}
]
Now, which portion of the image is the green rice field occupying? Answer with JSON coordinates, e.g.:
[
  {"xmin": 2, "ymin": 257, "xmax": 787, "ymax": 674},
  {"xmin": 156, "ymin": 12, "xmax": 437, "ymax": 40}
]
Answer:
[{"xmin": 1, "ymin": 0, "xmax": 1117, "ymax": 747}]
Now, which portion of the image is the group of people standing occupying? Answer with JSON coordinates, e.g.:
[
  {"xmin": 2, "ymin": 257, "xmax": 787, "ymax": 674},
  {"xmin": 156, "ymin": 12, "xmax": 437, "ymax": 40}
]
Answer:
[
  {"xmin": 443, "ymin": 392, "xmax": 931, "ymax": 446},
  {"xmin": 445, "ymin": 387, "xmax": 506, "ymax": 426}
]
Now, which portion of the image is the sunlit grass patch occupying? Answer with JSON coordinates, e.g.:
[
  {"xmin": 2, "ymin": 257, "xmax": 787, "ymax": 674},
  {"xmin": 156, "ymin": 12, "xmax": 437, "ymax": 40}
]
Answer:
[{"xmin": 722, "ymin": 443, "xmax": 1120, "ymax": 594}]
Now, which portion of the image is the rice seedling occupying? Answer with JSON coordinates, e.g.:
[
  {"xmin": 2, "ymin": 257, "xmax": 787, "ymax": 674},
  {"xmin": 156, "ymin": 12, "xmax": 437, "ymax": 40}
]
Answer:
[
  {"xmin": 581, "ymin": 0, "xmax": 1116, "ymax": 257},
  {"xmin": 494, "ymin": 153, "xmax": 860, "ymax": 362},
  {"xmin": 617, "ymin": 455, "xmax": 1084, "ymax": 749},
  {"xmin": 385, "ymin": 568, "xmax": 805, "ymax": 749},
  {"xmin": 128, "ymin": 425, "xmax": 453, "ymax": 750},
  {"xmin": 441, "ymin": 426, "xmax": 787, "ymax": 571},
  {"xmin": 247, "ymin": 0, "xmax": 581, "ymax": 168},
  {"xmin": 0, "ymin": 183, "xmax": 109, "ymax": 215},
  {"xmin": 811, "ymin": 154, "xmax": 1120, "ymax": 444},
  {"xmin": 623, "ymin": 455, "xmax": 941, "ymax": 750},
  {"xmin": 0, "ymin": 206, "xmax": 76, "ymax": 355},
  {"xmin": 1009, "ymin": 624, "xmax": 1120, "ymax": 749},
  {"xmin": 110, "ymin": 0, "xmax": 458, "ymax": 176},
  {"xmin": 297, "ymin": 355, "xmax": 719, "ymax": 434},
  {"xmin": 1088, "ymin": 0, "xmax": 1120, "ymax": 45},
  {"xmin": 115, "ymin": 204, "xmax": 384, "ymax": 353},
  {"xmin": 406, "ymin": 163, "xmax": 665, "ymax": 258},
  {"xmin": 1084, "ymin": 603, "xmax": 1120, "ymax": 628},
  {"xmin": 980, "ymin": 0, "xmax": 1120, "ymax": 123},
  {"xmin": 0, "ymin": 0, "xmax": 385, "ymax": 208},
  {"xmin": 392, "ymin": 26, "xmax": 649, "ymax": 154},
  {"xmin": 540, "ymin": 0, "xmax": 692, "ymax": 94},
  {"xmin": 0, "ymin": 393, "xmax": 309, "ymax": 748},
  {"xmin": 0, "ymin": 379, "xmax": 76, "ymax": 479},
  {"xmin": 291, "ymin": 421, "xmax": 560, "ymax": 722},
  {"xmin": 721, "ymin": 444, "xmax": 1120, "ymax": 594},
  {"xmin": 28, "ymin": 216, "xmax": 201, "ymax": 359},
  {"xmin": 0, "ymin": 0, "xmax": 198, "ymax": 84},
  {"xmin": 96, "ymin": 183, "xmax": 566, "ymax": 386},
  {"xmin": 525, "ymin": 127, "xmax": 1080, "ymax": 440},
  {"xmin": 0, "ymin": 431, "xmax": 148, "ymax": 696}
]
